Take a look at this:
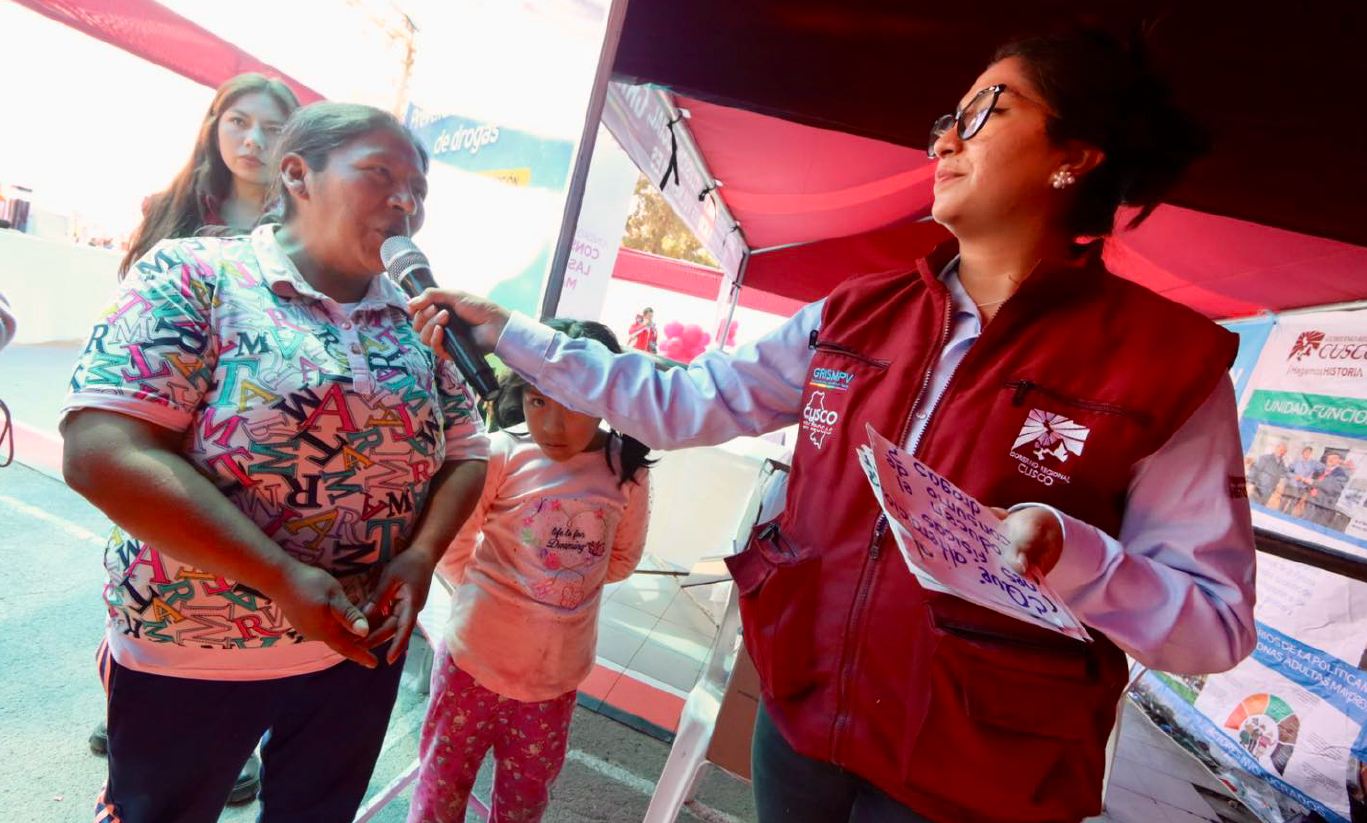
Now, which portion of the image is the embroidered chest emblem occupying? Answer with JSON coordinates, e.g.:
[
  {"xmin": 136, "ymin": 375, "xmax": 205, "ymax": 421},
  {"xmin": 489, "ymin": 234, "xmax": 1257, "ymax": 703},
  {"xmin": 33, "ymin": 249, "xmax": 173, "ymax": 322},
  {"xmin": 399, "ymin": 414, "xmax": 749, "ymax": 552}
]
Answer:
[
  {"xmin": 1009, "ymin": 409, "xmax": 1090, "ymax": 486},
  {"xmin": 802, "ymin": 391, "xmax": 840, "ymax": 449},
  {"xmin": 809, "ymin": 367, "xmax": 856, "ymax": 392}
]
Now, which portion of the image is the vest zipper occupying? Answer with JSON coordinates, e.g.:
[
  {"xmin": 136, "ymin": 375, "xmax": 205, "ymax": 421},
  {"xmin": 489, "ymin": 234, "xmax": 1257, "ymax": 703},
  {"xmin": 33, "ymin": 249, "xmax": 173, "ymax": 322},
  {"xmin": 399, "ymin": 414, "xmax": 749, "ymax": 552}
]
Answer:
[
  {"xmin": 906, "ymin": 304, "xmax": 962, "ymax": 458},
  {"xmin": 830, "ymin": 294, "xmax": 953, "ymax": 763},
  {"xmin": 808, "ymin": 330, "xmax": 892, "ymax": 368},
  {"xmin": 1006, "ymin": 379, "xmax": 1152, "ymax": 426}
]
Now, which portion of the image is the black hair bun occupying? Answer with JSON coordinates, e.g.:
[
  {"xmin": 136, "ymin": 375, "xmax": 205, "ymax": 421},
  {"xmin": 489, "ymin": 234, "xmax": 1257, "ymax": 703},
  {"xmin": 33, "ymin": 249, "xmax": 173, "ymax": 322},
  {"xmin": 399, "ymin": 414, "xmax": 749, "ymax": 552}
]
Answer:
[{"xmin": 996, "ymin": 24, "xmax": 1209, "ymax": 237}]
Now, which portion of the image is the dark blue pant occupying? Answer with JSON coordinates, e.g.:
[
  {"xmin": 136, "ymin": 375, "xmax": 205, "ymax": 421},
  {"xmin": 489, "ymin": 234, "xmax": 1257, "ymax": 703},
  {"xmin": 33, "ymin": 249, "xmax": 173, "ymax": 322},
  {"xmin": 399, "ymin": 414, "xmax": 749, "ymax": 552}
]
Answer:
[
  {"xmin": 97, "ymin": 645, "xmax": 406, "ymax": 823},
  {"xmin": 751, "ymin": 702, "xmax": 935, "ymax": 823}
]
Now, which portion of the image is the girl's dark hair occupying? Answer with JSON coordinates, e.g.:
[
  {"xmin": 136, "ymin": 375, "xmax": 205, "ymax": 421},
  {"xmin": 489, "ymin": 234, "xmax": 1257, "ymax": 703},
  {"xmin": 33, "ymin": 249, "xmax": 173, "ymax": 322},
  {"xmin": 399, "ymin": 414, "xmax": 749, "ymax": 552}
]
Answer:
[
  {"xmin": 492, "ymin": 319, "xmax": 656, "ymax": 487},
  {"xmin": 263, "ymin": 102, "xmax": 429, "ymax": 224},
  {"xmin": 119, "ymin": 73, "xmax": 300, "ymax": 278},
  {"xmin": 994, "ymin": 25, "xmax": 1207, "ymax": 239}
]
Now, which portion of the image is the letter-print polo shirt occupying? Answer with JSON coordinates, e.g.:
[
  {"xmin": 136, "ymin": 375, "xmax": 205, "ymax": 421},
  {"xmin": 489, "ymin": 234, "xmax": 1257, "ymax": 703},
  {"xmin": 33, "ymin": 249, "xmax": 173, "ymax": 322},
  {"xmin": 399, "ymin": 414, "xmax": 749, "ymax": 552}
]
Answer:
[{"xmin": 63, "ymin": 224, "xmax": 488, "ymax": 680}]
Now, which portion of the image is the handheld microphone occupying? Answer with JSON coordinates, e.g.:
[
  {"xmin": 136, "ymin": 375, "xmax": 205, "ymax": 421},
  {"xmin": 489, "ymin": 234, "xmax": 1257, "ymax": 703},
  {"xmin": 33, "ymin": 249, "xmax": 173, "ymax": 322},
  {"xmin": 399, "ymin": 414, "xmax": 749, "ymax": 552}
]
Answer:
[{"xmin": 380, "ymin": 236, "xmax": 499, "ymax": 401}]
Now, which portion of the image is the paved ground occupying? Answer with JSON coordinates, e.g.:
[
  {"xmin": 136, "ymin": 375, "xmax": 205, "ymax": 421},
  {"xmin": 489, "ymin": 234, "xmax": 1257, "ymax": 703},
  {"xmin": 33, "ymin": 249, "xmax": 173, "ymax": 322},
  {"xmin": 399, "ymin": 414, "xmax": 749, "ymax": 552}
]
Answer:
[
  {"xmin": 0, "ymin": 458, "xmax": 756, "ymax": 822},
  {"xmin": 0, "ymin": 340, "xmax": 77, "ymax": 432}
]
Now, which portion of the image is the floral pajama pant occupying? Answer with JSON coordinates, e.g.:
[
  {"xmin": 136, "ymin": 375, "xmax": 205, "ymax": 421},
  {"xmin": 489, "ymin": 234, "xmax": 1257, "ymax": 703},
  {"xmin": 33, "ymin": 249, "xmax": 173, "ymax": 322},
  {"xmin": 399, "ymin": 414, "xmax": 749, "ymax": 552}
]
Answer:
[{"xmin": 408, "ymin": 651, "xmax": 577, "ymax": 823}]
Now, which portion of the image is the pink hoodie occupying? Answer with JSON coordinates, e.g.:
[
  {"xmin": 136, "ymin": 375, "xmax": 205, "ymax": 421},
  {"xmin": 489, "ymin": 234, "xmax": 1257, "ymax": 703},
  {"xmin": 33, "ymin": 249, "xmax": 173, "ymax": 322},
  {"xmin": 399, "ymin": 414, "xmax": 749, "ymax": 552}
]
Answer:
[{"xmin": 438, "ymin": 430, "xmax": 650, "ymax": 701}]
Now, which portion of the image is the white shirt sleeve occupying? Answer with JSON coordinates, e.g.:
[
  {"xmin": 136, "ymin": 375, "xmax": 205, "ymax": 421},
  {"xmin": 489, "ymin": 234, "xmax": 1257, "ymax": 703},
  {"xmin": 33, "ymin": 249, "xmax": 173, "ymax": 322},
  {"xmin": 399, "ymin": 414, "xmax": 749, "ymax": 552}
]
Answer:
[
  {"xmin": 1040, "ymin": 374, "xmax": 1258, "ymax": 674},
  {"xmin": 494, "ymin": 302, "xmax": 823, "ymax": 449}
]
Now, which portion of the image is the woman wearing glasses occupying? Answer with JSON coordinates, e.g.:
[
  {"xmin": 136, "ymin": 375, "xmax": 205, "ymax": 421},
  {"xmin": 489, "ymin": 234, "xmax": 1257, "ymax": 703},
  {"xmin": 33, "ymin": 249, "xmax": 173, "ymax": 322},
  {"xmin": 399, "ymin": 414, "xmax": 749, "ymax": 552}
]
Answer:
[{"xmin": 408, "ymin": 28, "xmax": 1257, "ymax": 823}]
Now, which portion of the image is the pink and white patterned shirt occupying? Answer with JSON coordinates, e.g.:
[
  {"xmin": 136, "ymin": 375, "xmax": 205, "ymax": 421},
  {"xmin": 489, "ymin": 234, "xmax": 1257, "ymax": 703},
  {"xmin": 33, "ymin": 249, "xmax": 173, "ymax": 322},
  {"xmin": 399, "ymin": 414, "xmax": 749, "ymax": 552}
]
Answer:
[
  {"xmin": 62, "ymin": 225, "xmax": 488, "ymax": 680},
  {"xmin": 439, "ymin": 430, "xmax": 650, "ymax": 701}
]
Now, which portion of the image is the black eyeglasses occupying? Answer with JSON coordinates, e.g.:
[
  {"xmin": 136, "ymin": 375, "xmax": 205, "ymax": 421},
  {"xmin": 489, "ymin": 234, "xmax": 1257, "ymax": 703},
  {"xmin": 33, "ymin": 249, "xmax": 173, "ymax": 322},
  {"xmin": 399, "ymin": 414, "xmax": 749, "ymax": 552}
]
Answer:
[{"xmin": 928, "ymin": 84, "xmax": 1006, "ymax": 159}]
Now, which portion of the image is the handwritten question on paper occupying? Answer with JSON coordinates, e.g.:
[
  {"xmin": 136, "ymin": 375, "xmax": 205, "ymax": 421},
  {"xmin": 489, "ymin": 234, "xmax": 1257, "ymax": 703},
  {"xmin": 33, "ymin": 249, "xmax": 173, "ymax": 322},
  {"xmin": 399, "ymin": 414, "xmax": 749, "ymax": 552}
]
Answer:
[{"xmin": 859, "ymin": 424, "xmax": 1090, "ymax": 642}]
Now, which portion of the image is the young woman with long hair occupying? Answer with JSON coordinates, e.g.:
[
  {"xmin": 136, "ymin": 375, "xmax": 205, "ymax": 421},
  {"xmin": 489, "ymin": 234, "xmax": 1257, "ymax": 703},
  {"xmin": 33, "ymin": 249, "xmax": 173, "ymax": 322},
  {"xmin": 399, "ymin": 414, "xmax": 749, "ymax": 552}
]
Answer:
[{"xmin": 117, "ymin": 73, "xmax": 300, "ymax": 279}]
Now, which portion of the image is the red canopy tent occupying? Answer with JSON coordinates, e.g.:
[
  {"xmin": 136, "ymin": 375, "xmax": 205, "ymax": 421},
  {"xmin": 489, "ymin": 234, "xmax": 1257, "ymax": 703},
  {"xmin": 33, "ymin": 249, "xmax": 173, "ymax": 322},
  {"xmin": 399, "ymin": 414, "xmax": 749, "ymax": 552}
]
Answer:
[
  {"xmin": 18, "ymin": 0, "xmax": 1365, "ymax": 320},
  {"xmin": 11, "ymin": 0, "xmax": 323, "ymax": 105},
  {"xmin": 611, "ymin": 1, "xmax": 1367, "ymax": 320}
]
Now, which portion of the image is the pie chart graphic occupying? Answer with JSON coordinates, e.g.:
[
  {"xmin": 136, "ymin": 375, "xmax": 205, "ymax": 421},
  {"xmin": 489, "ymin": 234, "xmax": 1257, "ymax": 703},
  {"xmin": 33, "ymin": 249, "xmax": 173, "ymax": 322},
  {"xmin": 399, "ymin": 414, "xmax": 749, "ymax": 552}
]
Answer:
[{"xmin": 1224, "ymin": 693, "xmax": 1299, "ymax": 775}]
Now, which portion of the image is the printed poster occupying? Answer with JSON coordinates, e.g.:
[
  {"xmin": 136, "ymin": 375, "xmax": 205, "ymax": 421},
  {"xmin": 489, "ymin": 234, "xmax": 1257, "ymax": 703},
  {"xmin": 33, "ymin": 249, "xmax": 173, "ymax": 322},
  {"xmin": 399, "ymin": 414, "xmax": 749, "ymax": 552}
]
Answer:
[
  {"xmin": 393, "ymin": 0, "xmax": 617, "ymax": 320},
  {"xmin": 402, "ymin": 105, "xmax": 577, "ymax": 319},
  {"xmin": 1136, "ymin": 308, "xmax": 1367, "ymax": 823},
  {"xmin": 1241, "ymin": 312, "xmax": 1367, "ymax": 551}
]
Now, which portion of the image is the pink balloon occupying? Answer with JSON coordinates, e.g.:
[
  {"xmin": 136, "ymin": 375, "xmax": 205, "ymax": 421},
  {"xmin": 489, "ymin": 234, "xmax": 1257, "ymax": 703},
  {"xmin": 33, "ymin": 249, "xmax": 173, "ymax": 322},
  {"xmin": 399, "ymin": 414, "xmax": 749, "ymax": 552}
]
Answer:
[
  {"xmin": 661, "ymin": 338, "xmax": 687, "ymax": 360},
  {"xmin": 664, "ymin": 321, "xmax": 684, "ymax": 339},
  {"xmin": 681, "ymin": 324, "xmax": 703, "ymax": 347},
  {"xmin": 700, "ymin": 332, "xmax": 712, "ymax": 346}
]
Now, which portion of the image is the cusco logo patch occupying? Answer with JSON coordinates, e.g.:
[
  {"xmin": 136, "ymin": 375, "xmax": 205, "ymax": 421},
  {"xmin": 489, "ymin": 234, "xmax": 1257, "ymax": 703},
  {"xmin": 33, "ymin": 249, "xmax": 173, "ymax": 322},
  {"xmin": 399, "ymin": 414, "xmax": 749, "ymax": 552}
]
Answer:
[
  {"xmin": 1008, "ymin": 409, "xmax": 1090, "ymax": 486},
  {"xmin": 803, "ymin": 391, "xmax": 839, "ymax": 449},
  {"xmin": 809, "ymin": 367, "xmax": 855, "ymax": 392}
]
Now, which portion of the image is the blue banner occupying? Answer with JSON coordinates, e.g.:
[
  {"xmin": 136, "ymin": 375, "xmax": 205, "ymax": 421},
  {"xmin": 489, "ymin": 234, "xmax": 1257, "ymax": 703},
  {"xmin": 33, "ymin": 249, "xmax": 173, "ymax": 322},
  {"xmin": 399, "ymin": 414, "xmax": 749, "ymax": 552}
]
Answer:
[
  {"xmin": 1252, "ymin": 623, "xmax": 1367, "ymax": 757},
  {"xmin": 399, "ymin": 104, "xmax": 580, "ymax": 319},
  {"xmin": 1225, "ymin": 316, "xmax": 1277, "ymax": 402},
  {"xmin": 1226, "ymin": 317, "xmax": 1277, "ymax": 450},
  {"xmin": 404, "ymin": 105, "xmax": 574, "ymax": 191}
]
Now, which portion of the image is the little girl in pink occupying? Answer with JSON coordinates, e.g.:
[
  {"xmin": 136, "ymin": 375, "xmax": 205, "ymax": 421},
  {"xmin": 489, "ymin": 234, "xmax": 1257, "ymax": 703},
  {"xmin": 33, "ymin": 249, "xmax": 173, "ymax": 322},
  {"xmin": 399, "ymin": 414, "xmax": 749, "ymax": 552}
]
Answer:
[{"xmin": 409, "ymin": 319, "xmax": 653, "ymax": 823}]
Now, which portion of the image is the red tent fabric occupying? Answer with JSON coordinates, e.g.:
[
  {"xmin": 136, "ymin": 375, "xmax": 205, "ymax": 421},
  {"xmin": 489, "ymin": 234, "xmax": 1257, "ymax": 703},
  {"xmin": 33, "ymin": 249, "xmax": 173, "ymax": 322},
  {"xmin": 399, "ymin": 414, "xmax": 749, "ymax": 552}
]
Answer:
[
  {"xmin": 677, "ymin": 96, "xmax": 936, "ymax": 251},
  {"xmin": 1107, "ymin": 207, "xmax": 1367, "ymax": 318},
  {"xmin": 655, "ymin": 80, "xmax": 1363, "ymax": 319},
  {"xmin": 616, "ymin": 2, "xmax": 1366, "ymax": 320},
  {"xmin": 13, "ymin": 0, "xmax": 324, "ymax": 104},
  {"xmin": 744, "ymin": 220, "xmax": 951, "ymax": 304},
  {"xmin": 614, "ymin": 1, "xmax": 1367, "ymax": 250},
  {"xmin": 26, "ymin": 0, "xmax": 1362, "ymax": 320}
]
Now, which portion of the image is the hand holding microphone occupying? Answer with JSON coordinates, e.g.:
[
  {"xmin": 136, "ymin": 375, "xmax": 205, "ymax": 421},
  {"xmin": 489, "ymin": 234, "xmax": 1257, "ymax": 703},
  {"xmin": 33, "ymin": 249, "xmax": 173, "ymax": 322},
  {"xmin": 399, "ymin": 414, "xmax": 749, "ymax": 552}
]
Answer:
[
  {"xmin": 408, "ymin": 289, "xmax": 510, "ymax": 354},
  {"xmin": 381, "ymin": 236, "xmax": 502, "ymax": 399}
]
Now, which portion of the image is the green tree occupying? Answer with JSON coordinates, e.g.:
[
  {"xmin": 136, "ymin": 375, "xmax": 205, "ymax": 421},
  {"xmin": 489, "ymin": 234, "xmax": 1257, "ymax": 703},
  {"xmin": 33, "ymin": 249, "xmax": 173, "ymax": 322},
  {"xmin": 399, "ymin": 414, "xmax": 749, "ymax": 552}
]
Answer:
[{"xmin": 621, "ymin": 174, "xmax": 720, "ymax": 268}]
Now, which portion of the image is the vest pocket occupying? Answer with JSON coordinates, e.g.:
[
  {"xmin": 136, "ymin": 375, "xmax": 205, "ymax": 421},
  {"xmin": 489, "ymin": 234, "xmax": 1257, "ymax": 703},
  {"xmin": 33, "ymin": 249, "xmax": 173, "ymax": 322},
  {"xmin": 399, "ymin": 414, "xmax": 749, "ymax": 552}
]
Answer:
[
  {"xmin": 725, "ymin": 520, "xmax": 822, "ymax": 701},
  {"xmin": 1005, "ymin": 378, "xmax": 1152, "ymax": 426},
  {"xmin": 898, "ymin": 604, "xmax": 1122, "ymax": 821},
  {"xmin": 808, "ymin": 332, "xmax": 892, "ymax": 369}
]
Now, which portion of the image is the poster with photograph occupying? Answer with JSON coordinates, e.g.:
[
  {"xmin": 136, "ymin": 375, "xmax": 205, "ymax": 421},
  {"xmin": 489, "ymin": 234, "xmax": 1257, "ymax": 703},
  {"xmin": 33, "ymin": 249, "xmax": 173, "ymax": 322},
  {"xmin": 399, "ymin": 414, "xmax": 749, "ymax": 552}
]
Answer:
[
  {"xmin": 1240, "ymin": 311, "xmax": 1367, "ymax": 552},
  {"xmin": 1136, "ymin": 308, "xmax": 1367, "ymax": 823},
  {"xmin": 1137, "ymin": 615, "xmax": 1367, "ymax": 823}
]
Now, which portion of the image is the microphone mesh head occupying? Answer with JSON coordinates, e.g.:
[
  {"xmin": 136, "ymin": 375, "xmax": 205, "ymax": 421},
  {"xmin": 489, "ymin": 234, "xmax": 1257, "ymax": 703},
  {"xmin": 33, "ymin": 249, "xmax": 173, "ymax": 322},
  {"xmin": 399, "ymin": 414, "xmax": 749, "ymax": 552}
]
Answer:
[{"xmin": 380, "ymin": 235, "xmax": 427, "ymax": 281}]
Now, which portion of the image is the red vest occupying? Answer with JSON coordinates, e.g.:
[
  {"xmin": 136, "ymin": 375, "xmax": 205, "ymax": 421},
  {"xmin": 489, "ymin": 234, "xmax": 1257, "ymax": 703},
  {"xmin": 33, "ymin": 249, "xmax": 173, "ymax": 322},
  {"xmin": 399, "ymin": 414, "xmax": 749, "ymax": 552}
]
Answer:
[{"xmin": 726, "ymin": 243, "xmax": 1238, "ymax": 823}]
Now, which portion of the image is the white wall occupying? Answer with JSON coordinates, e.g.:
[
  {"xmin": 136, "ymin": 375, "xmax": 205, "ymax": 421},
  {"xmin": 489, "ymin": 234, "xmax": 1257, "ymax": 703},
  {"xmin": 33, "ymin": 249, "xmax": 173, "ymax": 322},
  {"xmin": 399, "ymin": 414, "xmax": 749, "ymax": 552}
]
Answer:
[
  {"xmin": 0, "ymin": 3, "xmax": 209, "ymax": 243},
  {"xmin": 0, "ymin": 231, "xmax": 118, "ymax": 345}
]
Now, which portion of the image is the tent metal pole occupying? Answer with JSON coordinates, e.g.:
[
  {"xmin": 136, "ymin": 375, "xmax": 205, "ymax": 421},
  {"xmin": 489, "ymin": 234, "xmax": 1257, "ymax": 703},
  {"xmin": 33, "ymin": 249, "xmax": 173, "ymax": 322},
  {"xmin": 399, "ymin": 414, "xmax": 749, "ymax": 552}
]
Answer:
[
  {"xmin": 1220, "ymin": 300, "xmax": 1367, "ymax": 325},
  {"xmin": 718, "ymin": 250, "xmax": 749, "ymax": 352},
  {"xmin": 655, "ymin": 92, "xmax": 747, "ymax": 264},
  {"xmin": 1267, "ymin": 300, "xmax": 1367, "ymax": 317},
  {"xmin": 540, "ymin": 0, "xmax": 632, "ymax": 320}
]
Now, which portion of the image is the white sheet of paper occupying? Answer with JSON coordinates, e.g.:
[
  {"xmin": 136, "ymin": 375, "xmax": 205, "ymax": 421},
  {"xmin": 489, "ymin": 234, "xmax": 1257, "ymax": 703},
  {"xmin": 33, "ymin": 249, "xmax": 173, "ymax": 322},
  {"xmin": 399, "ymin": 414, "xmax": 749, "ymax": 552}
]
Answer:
[
  {"xmin": 859, "ymin": 424, "xmax": 1090, "ymax": 642},
  {"xmin": 857, "ymin": 445, "xmax": 953, "ymax": 595}
]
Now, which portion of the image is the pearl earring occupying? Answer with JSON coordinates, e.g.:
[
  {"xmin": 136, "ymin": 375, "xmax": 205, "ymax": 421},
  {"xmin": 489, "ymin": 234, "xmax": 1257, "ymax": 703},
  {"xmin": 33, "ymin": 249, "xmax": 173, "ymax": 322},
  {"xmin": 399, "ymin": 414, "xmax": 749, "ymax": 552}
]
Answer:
[{"xmin": 1051, "ymin": 170, "xmax": 1076, "ymax": 189}]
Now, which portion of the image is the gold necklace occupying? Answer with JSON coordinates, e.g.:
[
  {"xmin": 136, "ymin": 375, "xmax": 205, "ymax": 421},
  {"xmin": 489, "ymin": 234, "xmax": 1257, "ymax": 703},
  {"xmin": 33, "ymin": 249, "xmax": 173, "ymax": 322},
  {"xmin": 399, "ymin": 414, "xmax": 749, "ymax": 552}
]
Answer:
[{"xmin": 964, "ymin": 258, "xmax": 1041, "ymax": 313}]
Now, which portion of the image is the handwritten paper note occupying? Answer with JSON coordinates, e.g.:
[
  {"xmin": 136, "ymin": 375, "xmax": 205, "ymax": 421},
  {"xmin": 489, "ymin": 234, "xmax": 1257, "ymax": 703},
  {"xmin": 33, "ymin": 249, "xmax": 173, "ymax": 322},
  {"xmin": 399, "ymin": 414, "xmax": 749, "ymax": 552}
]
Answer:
[{"xmin": 858, "ymin": 424, "xmax": 1090, "ymax": 642}]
